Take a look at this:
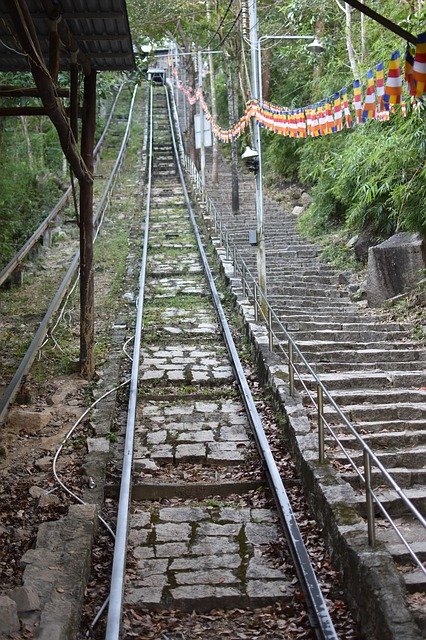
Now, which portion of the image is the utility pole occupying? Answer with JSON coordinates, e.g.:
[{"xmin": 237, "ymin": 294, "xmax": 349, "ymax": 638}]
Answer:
[
  {"xmin": 197, "ymin": 48, "xmax": 206, "ymax": 187},
  {"xmin": 248, "ymin": 0, "xmax": 267, "ymax": 313}
]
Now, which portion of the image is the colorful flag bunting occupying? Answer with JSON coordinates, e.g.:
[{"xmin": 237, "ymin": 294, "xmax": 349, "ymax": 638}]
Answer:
[
  {"xmin": 383, "ymin": 50, "xmax": 402, "ymax": 108},
  {"xmin": 353, "ymin": 80, "xmax": 362, "ymax": 124},
  {"xmin": 413, "ymin": 32, "xmax": 426, "ymax": 97},
  {"xmin": 333, "ymin": 92, "xmax": 343, "ymax": 132},
  {"xmin": 362, "ymin": 69, "xmax": 376, "ymax": 122},
  {"xmin": 405, "ymin": 45, "xmax": 416, "ymax": 95},
  {"xmin": 341, "ymin": 87, "xmax": 353, "ymax": 129}
]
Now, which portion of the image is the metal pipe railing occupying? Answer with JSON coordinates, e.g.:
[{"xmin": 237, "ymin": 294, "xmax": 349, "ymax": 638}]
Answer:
[{"xmin": 182, "ymin": 151, "xmax": 426, "ymax": 575}]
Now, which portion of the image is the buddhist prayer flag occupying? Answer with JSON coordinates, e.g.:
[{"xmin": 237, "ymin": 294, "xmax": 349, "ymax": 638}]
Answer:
[
  {"xmin": 341, "ymin": 87, "xmax": 353, "ymax": 129},
  {"xmin": 375, "ymin": 61, "xmax": 385, "ymax": 108},
  {"xmin": 353, "ymin": 79, "xmax": 362, "ymax": 123},
  {"xmin": 362, "ymin": 69, "xmax": 376, "ymax": 121},
  {"xmin": 413, "ymin": 32, "xmax": 426, "ymax": 97},
  {"xmin": 383, "ymin": 51, "xmax": 402, "ymax": 108},
  {"xmin": 405, "ymin": 45, "xmax": 416, "ymax": 95},
  {"xmin": 333, "ymin": 92, "xmax": 343, "ymax": 132}
]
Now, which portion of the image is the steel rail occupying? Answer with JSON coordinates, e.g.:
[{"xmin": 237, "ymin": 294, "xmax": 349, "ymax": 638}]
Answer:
[
  {"xmin": 0, "ymin": 84, "xmax": 125, "ymax": 288},
  {"xmin": 0, "ymin": 85, "xmax": 138, "ymax": 426},
  {"xmin": 165, "ymin": 84, "xmax": 339, "ymax": 640},
  {"xmin": 183, "ymin": 154, "xmax": 426, "ymax": 572},
  {"xmin": 104, "ymin": 82, "xmax": 153, "ymax": 640}
]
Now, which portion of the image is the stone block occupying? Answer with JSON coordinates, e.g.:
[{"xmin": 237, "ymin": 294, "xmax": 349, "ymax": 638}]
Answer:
[
  {"xmin": 86, "ymin": 437, "xmax": 109, "ymax": 453},
  {"xmin": 155, "ymin": 542, "xmax": 188, "ymax": 557},
  {"xmin": 170, "ymin": 554, "xmax": 241, "ymax": 571},
  {"xmin": 245, "ymin": 523, "xmax": 279, "ymax": 545},
  {"xmin": 246, "ymin": 558, "xmax": 287, "ymax": 580},
  {"xmin": 131, "ymin": 512, "xmax": 151, "ymax": 528},
  {"xmin": 190, "ymin": 537, "xmax": 238, "ymax": 556},
  {"xmin": 155, "ymin": 522, "xmax": 191, "ymax": 542},
  {"xmin": 218, "ymin": 508, "xmax": 251, "ymax": 523},
  {"xmin": 246, "ymin": 579, "xmax": 291, "ymax": 598},
  {"xmin": 366, "ymin": 232, "xmax": 425, "ymax": 306},
  {"xmin": 0, "ymin": 595, "xmax": 20, "ymax": 634},
  {"xmin": 159, "ymin": 506, "xmax": 207, "ymax": 523},
  {"xmin": 7, "ymin": 408, "xmax": 51, "ymax": 433},
  {"xmin": 175, "ymin": 443, "xmax": 206, "ymax": 461},
  {"xmin": 125, "ymin": 587, "xmax": 163, "ymax": 606},
  {"xmin": 174, "ymin": 569, "xmax": 237, "ymax": 585},
  {"xmin": 134, "ymin": 559, "xmax": 168, "ymax": 575},
  {"xmin": 196, "ymin": 522, "xmax": 241, "ymax": 537}
]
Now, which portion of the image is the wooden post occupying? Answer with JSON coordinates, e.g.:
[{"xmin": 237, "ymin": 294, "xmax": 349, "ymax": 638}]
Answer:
[
  {"xmin": 79, "ymin": 68, "xmax": 96, "ymax": 379},
  {"xmin": 70, "ymin": 52, "xmax": 79, "ymax": 142}
]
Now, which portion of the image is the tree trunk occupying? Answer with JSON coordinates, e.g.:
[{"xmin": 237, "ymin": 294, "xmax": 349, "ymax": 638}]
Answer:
[
  {"xmin": 261, "ymin": 47, "xmax": 271, "ymax": 102},
  {"xmin": 20, "ymin": 116, "xmax": 33, "ymax": 170},
  {"xmin": 223, "ymin": 52, "xmax": 239, "ymax": 214},
  {"xmin": 360, "ymin": 0, "xmax": 366, "ymax": 62},
  {"xmin": 345, "ymin": 2, "xmax": 358, "ymax": 78}
]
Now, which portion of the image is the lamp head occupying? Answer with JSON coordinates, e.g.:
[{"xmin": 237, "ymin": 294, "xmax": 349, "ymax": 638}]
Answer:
[
  {"xmin": 306, "ymin": 37, "xmax": 325, "ymax": 54},
  {"xmin": 242, "ymin": 146, "xmax": 259, "ymax": 173}
]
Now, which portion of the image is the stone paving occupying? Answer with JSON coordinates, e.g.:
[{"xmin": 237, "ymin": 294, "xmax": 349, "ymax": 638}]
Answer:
[
  {"xmin": 125, "ymin": 503, "xmax": 293, "ymax": 611},
  {"xmin": 124, "ymin": 88, "xmax": 291, "ymax": 614}
]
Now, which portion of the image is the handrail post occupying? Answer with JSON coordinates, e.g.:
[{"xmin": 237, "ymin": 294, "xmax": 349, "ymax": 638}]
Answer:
[
  {"xmin": 364, "ymin": 450, "xmax": 376, "ymax": 546},
  {"xmin": 242, "ymin": 263, "xmax": 246, "ymax": 297},
  {"xmin": 225, "ymin": 231, "xmax": 230, "ymax": 260},
  {"xmin": 288, "ymin": 341, "xmax": 294, "ymax": 396},
  {"xmin": 317, "ymin": 384, "xmax": 325, "ymax": 463},
  {"xmin": 254, "ymin": 287, "xmax": 259, "ymax": 321},
  {"xmin": 233, "ymin": 246, "xmax": 238, "ymax": 274},
  {"xmin": 268, "ymin": 307, "xmax": 273, "ymax": 350}
]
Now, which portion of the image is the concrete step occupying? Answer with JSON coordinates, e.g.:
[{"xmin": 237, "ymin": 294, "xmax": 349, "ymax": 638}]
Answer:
[
  {"xmin": 305, "ymin": 388, "xmax": 426, "ymax": 406},
  {"xmin": 298, "ymin": 348, "xmax": 425, "ymax": 364},
  {"xmin": 331, "ymin": 446, "xmax": 426, "ymax": 472},
  {"xmin": 353, "ymin": 487, "xmax": 425, "ymax": 519},
  {"xmin": 315, "ymin": 401, "xmax": 426, "ymax": 422},
  {"xmin": 298, "ymin": 371, "xmax": 425, "ymax": 391},
  {"xmin": 341, "ymin": 466, "xmax": 425, "ymax": 489}
]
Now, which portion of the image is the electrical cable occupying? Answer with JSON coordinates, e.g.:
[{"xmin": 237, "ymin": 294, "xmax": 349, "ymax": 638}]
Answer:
[
  {"xmin": 205, "ymin": 0, "xmax": 236, "ymax": 47},
  {"xmin": 219, "ymin": 8, "xmax": 243, "ymax": 46}
]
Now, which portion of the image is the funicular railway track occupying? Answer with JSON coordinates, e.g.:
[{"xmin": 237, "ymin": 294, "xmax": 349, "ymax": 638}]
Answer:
[
  {"xmin": 0, "ymin": 83, "xmax": 138, "ymax": 424},
  {"xmin": 101, "ymin": 83, "xmax": 360, "ymax": 640}
]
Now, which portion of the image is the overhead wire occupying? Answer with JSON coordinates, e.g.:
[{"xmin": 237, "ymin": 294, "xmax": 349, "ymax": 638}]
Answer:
[
  {"xmin": 205, "ymin": 0, "xmax": 236, "ymax": 47},
  {"xmin": 219, "ymin": 8, "xmax": 243, "ymax": 46}
]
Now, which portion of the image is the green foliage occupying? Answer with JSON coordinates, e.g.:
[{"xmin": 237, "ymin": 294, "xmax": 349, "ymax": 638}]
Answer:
[{"xmin": 298, "ymin": 104, "xmax": 426, "ymax": 237}]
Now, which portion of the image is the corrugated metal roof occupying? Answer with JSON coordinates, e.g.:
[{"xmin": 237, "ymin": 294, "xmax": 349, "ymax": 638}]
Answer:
[{"xmin": 0, "ymin": 0, "xmax": 134, "ymax": 72}]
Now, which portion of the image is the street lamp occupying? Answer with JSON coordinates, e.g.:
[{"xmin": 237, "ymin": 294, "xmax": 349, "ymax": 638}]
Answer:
[{"xmin": 248, "ymin": 0, "xmax": 324, "ymax": 314}]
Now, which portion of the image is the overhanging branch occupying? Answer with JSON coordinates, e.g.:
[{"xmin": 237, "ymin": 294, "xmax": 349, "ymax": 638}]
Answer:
[{"xmin": 343, "ymin": 0, "xmax": 417, "ymax": 44}]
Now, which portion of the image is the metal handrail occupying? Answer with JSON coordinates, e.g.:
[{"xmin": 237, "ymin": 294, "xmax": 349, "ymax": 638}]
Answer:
[
  {"xmin": 0, "ymin": 85, "xmax": 138, "ymax": 425},
  {"xmin": 0, "ymin": 84, "xmax": 125, "ymax": 287},
  {"xmin": 183, "ymin": 154, "xmax": 426, "ymax": 574}
]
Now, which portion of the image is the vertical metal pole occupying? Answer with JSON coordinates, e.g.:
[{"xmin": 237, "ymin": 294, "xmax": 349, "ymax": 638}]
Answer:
[
  {"xmin": 248, "ymin": 0, "xmax": 267, "ymax": 315},
  {"xmin": 254, "ymin": 287, "xmax": 259, "ymax": 321},
  {"xmin": 79, "ymin": 68, "xmax": 96, "ymax": 379},
  {"xmin": 317, "ymin": 384, "xmax": 325, "ymax": 463},
  {"xmin": 288, "ymin": 341, "xmax": 294, "ymax": 396},
  {"xmin": 197, "ymin": 49, "xmax": 205, "ymax": 187},
  {"xmin": 364, "ymin": 450, "xmax": 376, "ymax": 546},
  {"xmin": 242, "ymin": 263, "xmax": 246, "ymax": 297},
  {"xmin": 268, "ymin": 307, "xmax": 273, "ymax": 350}
]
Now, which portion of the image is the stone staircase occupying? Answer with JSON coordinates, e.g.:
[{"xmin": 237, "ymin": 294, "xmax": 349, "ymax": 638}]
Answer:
[{"xmin": 202, "ymin": 150, "xmax": 426, "ymax": 606}]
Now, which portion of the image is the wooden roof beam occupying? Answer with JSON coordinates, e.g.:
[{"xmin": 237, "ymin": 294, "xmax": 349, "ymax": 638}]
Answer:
[
  {"xmin": 5, "ymin": 0, "xmax": 92, "ymax": 183},
  {"xmin": 0, "ymin": 85, "xmax": 69, "ymax": 97}
]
